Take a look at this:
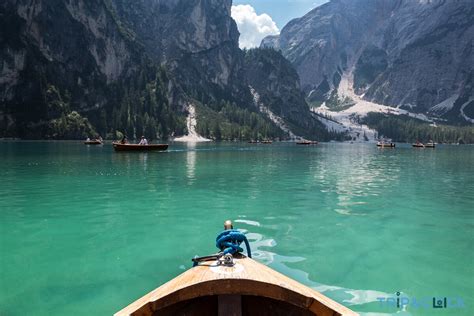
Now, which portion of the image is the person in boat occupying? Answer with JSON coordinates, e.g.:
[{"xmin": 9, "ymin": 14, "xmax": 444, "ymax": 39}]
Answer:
[
  {"xmin": 120, "ymin": 135, "xmax": 127, "ymax": 144},
  {"xmin": 138, "ymin": 136, "xmax": 148, "ymax": 145}
]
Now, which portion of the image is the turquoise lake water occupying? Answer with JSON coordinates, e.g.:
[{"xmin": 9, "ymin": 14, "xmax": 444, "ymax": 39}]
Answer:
[{"xmin": 0, "ymin": 141, "xmax": 473, "ymax": 316}]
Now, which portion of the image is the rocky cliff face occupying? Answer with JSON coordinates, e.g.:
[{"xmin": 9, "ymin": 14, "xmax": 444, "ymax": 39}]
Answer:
[
  {"xmin": 111, "ymin": 0, "xmax": 250, "ymax": 104},
  {"xmin": 0, "ymin": 0, "xmax": 170, "ymax": 138},
  {"xmin": 262, "ymin": 0, "xmax": 474, "ymax": 123},
  {"xmin": 1, "ymin": 0, "xmax": 326, "ymax": 139},
  {"xmin": 244, "ymin": 48, "xmax": 329, "ymax": 139}
]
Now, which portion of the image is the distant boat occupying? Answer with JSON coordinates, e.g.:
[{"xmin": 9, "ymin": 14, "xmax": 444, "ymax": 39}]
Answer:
[
  {"xmin": 296, "ymin": 140, "xmax": 318, "ymax": 145},
  {"xmin": 412, "ymin": 141, "xmax": 435, "ymax": 148},
  {"xmin": 376, "ymin": 141, "xmax": 395, "ymax": 148},
  {"xmin": 84, "ymin": 139, "xmax": 103, "ymax": 145},
  {"xmin": 114, "ymin": 254, "xmax": 357, "ymax": 316},
  {"xmin": 248, "ymin": 140, "xmax": 272, "ymax": 144},
  {"xmin": 112, "ymin": 143, "xmax": 168, "ymax": 152}
]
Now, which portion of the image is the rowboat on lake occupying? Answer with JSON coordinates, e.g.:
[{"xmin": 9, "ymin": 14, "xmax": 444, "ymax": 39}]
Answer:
[
  {"xmin": 376, "ymin": 141, "xmax": 395, "ymax": 148},
  {"xmin": 115, "ymin": 221, "xmax": 358, "ymax": 316},
  {"xmin": 412, "ymin": 141, "xmax": 435, "ymax": 148},
  {"xmin": 84, "ymin": 139, "xmax": 103, "ymax": 145},
  {"xmin": 248, "ymin": 140, "xmax": 273, "ymax": 144},
  {"xmin": 112, "ymin": 143, "xmax": 168, "ymax": 152},
  {"xmin": 297, "ymin": 140, "xmax": 319, "ymax": 145}
]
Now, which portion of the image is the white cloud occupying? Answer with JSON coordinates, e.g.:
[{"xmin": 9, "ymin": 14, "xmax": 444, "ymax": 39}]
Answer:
[{"xmin": 231, "ymin": 5, "xmax": 279, "ymax": 49}]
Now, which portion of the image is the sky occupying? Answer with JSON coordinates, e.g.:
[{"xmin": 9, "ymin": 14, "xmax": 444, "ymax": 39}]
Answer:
[{"xmin": 232, "ymin": 0, "xmax": 329, "ymax": 48}]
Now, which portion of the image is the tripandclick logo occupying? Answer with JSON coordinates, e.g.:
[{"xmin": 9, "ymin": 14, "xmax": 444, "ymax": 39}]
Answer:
[{"xmin": 376, "ymin": 292, "xmax": 465, "ymax": 310}]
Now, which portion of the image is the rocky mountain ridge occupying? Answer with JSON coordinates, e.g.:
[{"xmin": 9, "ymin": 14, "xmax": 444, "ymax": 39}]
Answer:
[
  {"xmin": 0, "ymin": 0, "xmax": 325, "ymax": 140},
  {"xmin": 262, "ymin": 0, "xmax": 473, "ymax": 124}
]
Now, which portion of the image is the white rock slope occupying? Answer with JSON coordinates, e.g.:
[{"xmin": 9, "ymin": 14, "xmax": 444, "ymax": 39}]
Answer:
[
  {"xmin": 250, "ymin": 87, "xmax": 301, "ymax": 140},
  {"xmin": 174, "ymin": 104, "xmax": 211, "ymax": 142}
]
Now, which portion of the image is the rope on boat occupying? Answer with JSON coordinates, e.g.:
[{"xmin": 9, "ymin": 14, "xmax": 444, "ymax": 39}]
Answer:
[
  {"xmin": 215, "ymin": 229, "xmax": 252, "ymax": 258},
  {"xmin": 192, "ymin": 229, "xmax": 251, "ymax": 267}
]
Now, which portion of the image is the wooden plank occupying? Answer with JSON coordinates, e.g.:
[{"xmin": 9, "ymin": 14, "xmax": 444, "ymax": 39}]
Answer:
[{"xmin": 218, "ymin": 295, "xmax": 241, "ymax": 316}]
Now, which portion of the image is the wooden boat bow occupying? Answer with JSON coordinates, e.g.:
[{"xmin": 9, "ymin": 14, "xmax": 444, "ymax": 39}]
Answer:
[{"xmin": 115, "ymin": 256, "xmax": 358, "ymax": 316}]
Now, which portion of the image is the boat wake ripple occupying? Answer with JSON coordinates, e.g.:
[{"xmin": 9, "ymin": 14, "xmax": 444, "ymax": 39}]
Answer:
[{"xmin": 237, "ymin": 219, "xmax": 411, "ymax": 316}]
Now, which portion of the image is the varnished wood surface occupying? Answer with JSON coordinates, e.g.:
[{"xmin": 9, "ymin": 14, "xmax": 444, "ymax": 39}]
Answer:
[{"xmin": 115, "ymin": 256, "xmax": 358, "ymax": 316}]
